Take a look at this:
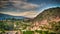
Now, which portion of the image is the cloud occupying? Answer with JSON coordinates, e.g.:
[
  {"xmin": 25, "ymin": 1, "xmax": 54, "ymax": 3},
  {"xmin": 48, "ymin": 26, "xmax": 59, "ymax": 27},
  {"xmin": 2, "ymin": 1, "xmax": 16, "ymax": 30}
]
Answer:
[
  {"xmin": 0, "ymin": 0, "xmax": 39, "ymax": 11},
  {"xmin": 9, "ymin": 0, "xmax": 39, "ymax": 10},
  {"xmin": 0, "ymin": 0, "xmax": 47, "ymax": 18},
  {"xmin": 0, "ymin": 11, "xmax": 38, "ymax": 18}
]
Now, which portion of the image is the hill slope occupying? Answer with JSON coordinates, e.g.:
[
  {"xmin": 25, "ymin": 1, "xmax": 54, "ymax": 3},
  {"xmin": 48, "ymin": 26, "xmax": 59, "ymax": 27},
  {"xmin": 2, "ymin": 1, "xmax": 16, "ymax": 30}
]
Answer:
[
  {"xmin": 33, "ymin": 7, "xmax": 60, "ymax": 22},
  {"xmin": 29, "ymin": 7, "xmax": 60, "ymax": 31}
]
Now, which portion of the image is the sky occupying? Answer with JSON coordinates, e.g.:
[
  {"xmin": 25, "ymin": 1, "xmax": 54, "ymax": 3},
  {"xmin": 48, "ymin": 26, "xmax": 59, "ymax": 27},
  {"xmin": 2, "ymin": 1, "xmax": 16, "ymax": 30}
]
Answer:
[{"xmin": 0, "ymin": 0, "xmax": 60, "ymax": 18}]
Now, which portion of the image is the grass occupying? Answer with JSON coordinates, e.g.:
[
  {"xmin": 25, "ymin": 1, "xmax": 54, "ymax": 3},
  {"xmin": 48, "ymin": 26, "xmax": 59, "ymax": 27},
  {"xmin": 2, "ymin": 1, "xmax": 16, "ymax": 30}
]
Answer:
[
  {"xmin": 22, "ymin": 30, "xmax": 56, "ymax": 34},
  {"xmin": 23, "ymin": 31, "xmax": 34, "ymax": 34}
]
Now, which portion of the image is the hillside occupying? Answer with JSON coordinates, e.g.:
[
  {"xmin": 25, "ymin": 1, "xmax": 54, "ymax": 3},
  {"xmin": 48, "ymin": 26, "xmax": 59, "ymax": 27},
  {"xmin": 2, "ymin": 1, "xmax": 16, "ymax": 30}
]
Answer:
[
  {"xmin": 29, "ymin": 7, "xmax": 60, "ymax": 31},
  {"xmin": 33, "ymin": 7, "xmax": 60, "ymax": 22}
]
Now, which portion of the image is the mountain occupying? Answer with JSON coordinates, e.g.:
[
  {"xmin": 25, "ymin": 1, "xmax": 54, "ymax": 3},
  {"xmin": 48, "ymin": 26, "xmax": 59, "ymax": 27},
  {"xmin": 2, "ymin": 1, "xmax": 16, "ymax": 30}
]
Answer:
[
  {"xmin": 28, "ymin": 7, "xmax": 60, "ymax": 31},
  {"xmin": 33, "ymin": 7, "xmax": 60, "ymax": 22},
  {"xmin": 0, "ymin": 13, "xmax": 30, "ymax": 20}
]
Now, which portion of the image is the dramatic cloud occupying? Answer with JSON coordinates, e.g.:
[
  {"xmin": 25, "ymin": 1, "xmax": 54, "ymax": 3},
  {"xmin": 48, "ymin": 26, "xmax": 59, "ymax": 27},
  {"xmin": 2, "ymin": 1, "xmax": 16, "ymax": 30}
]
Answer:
[
  {"xmin": 11, "ymin": 1, "xmax": 39, "ymax": 10},
  {"xmin": 0, "ymin": 0, "xmax": 60, "ymax": 18},
  {"xmin": 0, "ymin": 0, "xmax": 39, "ymax": 18},
  {"xmin": 0, "ymin": 11, "xmax": 38, "ymax": 18},
  {"xmin": 0, "ymin": 0, "xmax": 39, "ymax": 10}
]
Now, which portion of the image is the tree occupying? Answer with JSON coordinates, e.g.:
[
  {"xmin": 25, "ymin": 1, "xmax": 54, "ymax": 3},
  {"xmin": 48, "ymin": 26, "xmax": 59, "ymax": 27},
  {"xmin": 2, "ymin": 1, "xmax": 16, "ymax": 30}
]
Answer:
[{"xmin": 49, "ymin": 21, "xmax": 60, "ymax": 34}]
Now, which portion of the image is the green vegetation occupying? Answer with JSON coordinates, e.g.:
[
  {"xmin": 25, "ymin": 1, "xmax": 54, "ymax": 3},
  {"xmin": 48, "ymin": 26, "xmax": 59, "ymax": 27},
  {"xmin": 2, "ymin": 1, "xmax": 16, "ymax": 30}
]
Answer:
[
  {"xmin": 23, "ymin": 31, "xmax": 34, "ymax": 34},
  {"xmin": 49, "ymin": 21, "xmax": 60, "ymax": 34},
  {"xmin": 0, "ymin": 21, "xmax": 14, "ymax": 31}
]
